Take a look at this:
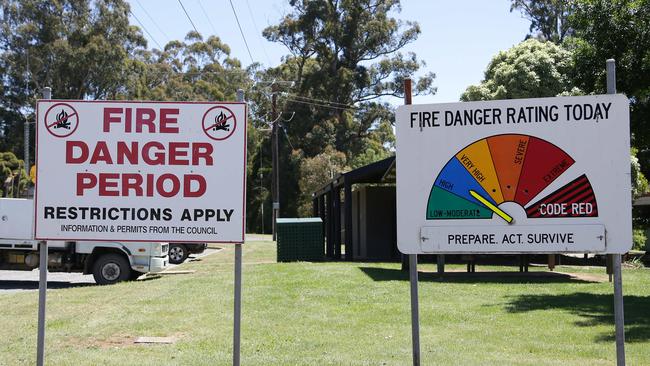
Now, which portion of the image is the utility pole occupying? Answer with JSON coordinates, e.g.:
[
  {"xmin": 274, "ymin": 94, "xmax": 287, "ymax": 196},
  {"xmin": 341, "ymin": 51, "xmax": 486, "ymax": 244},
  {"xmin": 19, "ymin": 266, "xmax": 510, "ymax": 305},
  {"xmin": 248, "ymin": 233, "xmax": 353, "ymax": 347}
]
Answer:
[
  {"xmin": 24, "ymin": 120, "xmax": 29, "ymax": 170},
  {"xmin": 271, "ymin": 84, "xmax": 280, "ymax": 241},
  {"xmin": 36, "ymin": 86, "xmax": 51, "ymax": 366},
  {"xmin": 24, "ymin": 87, "xmax": 50, "ymax": 185}
]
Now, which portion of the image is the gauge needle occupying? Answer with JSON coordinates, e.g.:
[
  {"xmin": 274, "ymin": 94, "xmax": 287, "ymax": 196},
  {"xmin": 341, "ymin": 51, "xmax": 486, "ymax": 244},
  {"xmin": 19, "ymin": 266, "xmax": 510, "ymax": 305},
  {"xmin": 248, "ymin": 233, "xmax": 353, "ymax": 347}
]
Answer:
[{"xmin": 469, "ymin": 190, "xmax": 514, "ymax": 224}]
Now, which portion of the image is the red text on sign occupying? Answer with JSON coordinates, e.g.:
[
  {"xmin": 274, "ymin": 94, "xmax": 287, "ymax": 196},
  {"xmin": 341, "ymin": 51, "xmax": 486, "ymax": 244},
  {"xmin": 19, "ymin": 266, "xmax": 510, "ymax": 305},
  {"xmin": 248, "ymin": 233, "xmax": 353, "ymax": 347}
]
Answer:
[
  {"xmin": 76, "ymin": 173, "xmax": 206, "ymax": 197},
  {"xmin": 103, "ymin": 107, "xmax": 180, "ymax": 133},
  {"xmin": 65, "ymin": 141, "xmax": 214, "ymax": 166}
]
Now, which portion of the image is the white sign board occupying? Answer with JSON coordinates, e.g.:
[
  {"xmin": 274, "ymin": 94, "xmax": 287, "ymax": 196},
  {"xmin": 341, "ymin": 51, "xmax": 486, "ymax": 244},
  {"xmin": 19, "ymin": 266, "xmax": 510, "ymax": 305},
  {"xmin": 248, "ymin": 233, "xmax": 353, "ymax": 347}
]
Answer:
[
  {"xmin": 396, "ymin": 94, "xmax": 631, "ymax": 254},
  {"xmin": 35, "ymin": 100, "xmax": 246, "ymax": 243}
]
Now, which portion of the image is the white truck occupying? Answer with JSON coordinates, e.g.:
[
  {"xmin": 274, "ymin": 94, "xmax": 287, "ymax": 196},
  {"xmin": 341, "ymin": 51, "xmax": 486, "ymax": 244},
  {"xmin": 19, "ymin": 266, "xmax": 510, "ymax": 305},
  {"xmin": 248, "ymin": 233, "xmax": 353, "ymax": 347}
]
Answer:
[{"xmin": 0, "ymin": 198, "xmax": 169, "ymax": 284}]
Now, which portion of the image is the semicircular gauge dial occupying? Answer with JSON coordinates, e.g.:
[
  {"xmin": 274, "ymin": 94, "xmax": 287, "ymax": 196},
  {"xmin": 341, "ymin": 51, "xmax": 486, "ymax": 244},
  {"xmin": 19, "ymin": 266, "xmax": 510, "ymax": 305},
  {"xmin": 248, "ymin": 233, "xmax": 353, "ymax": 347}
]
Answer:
[{"xmin": 425, "ymin": 134, "xmax": 598, "ymax": 221}]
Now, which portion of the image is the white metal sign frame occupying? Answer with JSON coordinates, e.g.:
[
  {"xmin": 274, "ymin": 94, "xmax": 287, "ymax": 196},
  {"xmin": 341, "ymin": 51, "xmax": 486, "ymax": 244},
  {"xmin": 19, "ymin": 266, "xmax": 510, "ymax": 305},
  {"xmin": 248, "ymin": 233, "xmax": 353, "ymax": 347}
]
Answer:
[
  {"xmin": 396, "ymin": 94, "xmax": 631, "ymax": 254},
  {"xmin": 35, "ymin": 100, "xmax": 247, "ymax": 243}
]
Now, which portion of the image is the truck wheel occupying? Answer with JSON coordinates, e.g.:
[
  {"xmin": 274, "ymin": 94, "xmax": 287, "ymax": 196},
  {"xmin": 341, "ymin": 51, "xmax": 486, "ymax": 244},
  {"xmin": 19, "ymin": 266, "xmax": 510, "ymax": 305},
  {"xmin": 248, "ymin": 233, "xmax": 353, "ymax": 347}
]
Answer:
[
  {"xmin": 169, "ymin": 244, "xmax": 189, "ymax": 264},
  {"xmin": 92, "ymin": 253, "xmax": 131, "ymax": 285}
]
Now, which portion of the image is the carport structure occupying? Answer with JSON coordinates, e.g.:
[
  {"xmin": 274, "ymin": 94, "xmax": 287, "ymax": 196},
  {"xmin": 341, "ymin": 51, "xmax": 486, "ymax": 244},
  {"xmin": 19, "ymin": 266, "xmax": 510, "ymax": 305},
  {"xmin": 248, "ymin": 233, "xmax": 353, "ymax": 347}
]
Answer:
[{"xmin": 311, "ymin": 156, "xmax": 395, "ymax": 260}]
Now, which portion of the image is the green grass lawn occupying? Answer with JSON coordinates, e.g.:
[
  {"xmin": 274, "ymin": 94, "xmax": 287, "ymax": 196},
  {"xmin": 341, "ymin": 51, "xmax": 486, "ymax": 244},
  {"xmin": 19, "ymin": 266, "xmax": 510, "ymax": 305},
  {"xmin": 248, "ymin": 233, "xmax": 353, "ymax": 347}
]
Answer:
[{"xmin": 2, "ymin": 241, "xmax": 650, "ymax": 365}]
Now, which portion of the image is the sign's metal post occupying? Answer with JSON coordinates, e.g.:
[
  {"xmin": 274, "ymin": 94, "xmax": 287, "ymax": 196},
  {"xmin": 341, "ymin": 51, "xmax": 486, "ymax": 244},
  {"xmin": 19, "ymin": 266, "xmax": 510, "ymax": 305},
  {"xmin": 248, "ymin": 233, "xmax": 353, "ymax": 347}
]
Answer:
[
  {"xmin": 36, "ymin": 86, "xmax": 51, "ymax": 366},
  {"xmin": 233, "ymin": 243, "xmax": 242, "ymax": 366},
  {"xmin": 613, "ymin": 253, "xmax": 625, "ymax": 365},
  {"xmin": 606, "ymin": 58, "xmax": 626, "ymax": 366},
  {"xmin": 232, "ymin": 88, "xmax": 244, "ymax": 366},
  {"xmin": 36, "ymin": 241, "xmax": 47, "ymax": 366},
  {"xmin": 403, "ymin": 78, "xmax": 420, "ymax": 366},
  {"xmin": 409, "ymin": 254, "xmax": 420, "ymax": 366}
]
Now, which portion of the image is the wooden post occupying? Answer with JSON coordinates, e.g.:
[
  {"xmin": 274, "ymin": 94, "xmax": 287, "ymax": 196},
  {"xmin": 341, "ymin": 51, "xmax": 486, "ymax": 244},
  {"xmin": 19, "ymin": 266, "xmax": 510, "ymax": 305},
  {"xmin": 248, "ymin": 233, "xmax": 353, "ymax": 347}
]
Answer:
[
  {"xmin": 326, "ymin": 189, "xmax": 334, "ymax": 258},
  {"xmin": 404, "ymin": 77, "xmax": 420, "ymax": 366},
  {"xmin": 334, "ymin": 187, "xmax": 342, "ymax": 259},
  {"xmin": 548, "ymin": 254, "xmax": 555, "ymax": 271},
  {"xmin": 344, "ymin": 180, "xmax": 353, "ymax": 261},
  {"xmin": 271, "ymin": 84, "xmax": 280, "ymax": 241}
]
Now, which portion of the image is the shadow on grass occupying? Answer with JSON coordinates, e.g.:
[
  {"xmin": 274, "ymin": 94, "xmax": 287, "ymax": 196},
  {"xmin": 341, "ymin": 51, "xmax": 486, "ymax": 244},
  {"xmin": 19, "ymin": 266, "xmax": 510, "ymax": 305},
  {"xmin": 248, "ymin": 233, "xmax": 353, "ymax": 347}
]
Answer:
[
  {"xmin": 506, "ymin": 292, "xmax": 650, "ymax": 342},
  {"xmin": 0, "ymin": 280, "xmax": 93, "ymax": 291},
  {"xmin": 359, "ymin": 267, "xmax": 595, "ymax": 284}
]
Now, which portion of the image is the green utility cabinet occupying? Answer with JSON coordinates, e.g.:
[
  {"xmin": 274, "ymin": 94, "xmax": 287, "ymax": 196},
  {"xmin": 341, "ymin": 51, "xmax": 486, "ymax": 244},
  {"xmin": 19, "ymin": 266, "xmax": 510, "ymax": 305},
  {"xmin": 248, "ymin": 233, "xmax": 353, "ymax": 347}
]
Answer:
[{"xmin": 276, "ymin": 218, "xmax": 324, "ymax": 262}]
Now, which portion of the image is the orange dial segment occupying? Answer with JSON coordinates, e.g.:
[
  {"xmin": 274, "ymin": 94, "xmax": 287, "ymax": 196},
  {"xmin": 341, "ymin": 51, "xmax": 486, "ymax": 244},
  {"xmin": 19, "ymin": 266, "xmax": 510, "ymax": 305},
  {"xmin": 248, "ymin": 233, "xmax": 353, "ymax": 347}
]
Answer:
[{"xmin": 487, "ymin": 134, "xmax": 530, "ymax": 202}]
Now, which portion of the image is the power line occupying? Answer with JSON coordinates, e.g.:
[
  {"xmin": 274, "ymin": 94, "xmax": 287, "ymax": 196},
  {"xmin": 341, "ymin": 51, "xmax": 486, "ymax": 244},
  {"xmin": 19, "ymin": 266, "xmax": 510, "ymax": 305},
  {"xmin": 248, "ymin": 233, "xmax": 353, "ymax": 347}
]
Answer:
[
  {"xmin": 285, "ymin": 93, "xmax": 355, "ymax": 108},
  {"xmin": 244, "ymin": 0, "xmax": 272, "ymax": 65},
  {"xmin": 197, "ymin": 0, "xmax": 218, "ymax": 35},
  {"xmin": 129, "ymin": 10, "xmax": 163, "ymax": 49},
  {"xmin": 135, "ymin": 0, "xmax": 170, "ymax": 44},
  {"xmin": 228, "ymin": 0, "xmax": 255, "ymax": 65},
  {"xmin": 284, "ymin": 97, "xmax": 358, "ymax": 111},
  {"xmin": 279, "ymin": 123, "xmax": 295, "ymax": 150},
  {"xmin": 177, "ymin": 0, "xmax": 200, "ymax": 35},
  {"xmin": 135, "ymin": 69, "xmax": 250, "ymax": 75}
]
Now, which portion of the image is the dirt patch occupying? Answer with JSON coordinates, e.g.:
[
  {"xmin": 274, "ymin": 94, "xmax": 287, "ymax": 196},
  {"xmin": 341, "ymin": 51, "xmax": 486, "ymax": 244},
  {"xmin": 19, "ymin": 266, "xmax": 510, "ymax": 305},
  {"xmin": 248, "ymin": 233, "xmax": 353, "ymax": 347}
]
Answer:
[
  {"xmin": 70, "ymin": 332, "xmax": 184, "ymax": 349},
  {"xmin": 134, "ymin": 336, "xmax": 178, "ymax": 344},
  {"xmin": 69, "ymin": 334, "xmax": 136, "ymax": 349}
]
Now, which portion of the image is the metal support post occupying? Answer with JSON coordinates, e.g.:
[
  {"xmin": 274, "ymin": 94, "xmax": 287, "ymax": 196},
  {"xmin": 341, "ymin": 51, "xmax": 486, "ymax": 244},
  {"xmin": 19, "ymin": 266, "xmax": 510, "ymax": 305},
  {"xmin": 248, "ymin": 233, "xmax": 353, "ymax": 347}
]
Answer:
[
  {"xmin": 606, "ymin": 59, "xmax": 625, "ymax": 366},
  {"xmin": 232, "ymin": 88, "xmax": 244, "ymax": 366},
  {"xmin": 409, "ymin": 254, "xmax": 420, "ymax": 366},
  {"xmin": 613, "ymin": 254, "xmax": 625, "ymax": 365},
  {"xmin": 233, "ymin": 244, "xmax": 242, "ymax": 366},
  {"xmin": 36, "ymin": 86, "xmax": 51, "ymax": 366},
  {"xmin": 36, "ymin": 241, "xmax": 47, "ymax": 366}
]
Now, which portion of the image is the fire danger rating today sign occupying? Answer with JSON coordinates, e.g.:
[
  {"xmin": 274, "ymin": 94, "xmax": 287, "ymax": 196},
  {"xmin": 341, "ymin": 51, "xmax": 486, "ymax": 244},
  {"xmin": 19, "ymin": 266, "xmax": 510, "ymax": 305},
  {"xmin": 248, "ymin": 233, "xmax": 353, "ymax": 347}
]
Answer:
[
  {"xmin": 35, "ymin": 100, "xmax": 246, "ymax": 243},
  {"xmin": 396, "ymin": 94, "xmax": 632, "ymax": 254}
]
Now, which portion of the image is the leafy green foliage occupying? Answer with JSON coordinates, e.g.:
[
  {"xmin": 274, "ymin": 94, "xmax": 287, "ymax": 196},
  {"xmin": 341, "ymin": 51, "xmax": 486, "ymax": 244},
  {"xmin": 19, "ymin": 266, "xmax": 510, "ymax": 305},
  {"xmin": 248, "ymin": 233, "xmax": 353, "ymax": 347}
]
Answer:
[
  {"xmin": 0, "ymin": 1, "xmax": 251, "ymax": 156},
  {"xmin": 1, "ymin": 0, "xmax": 145, "ymax": 102},
  {"xmin": 461, "ymin": 39, "xmax": 576, "ymax": 101},
  {"xmin": 122, "ymin": 32, "xmax": 251, "ymax": 102},
  {"xmin": 257, "ymin": 0, "xmax": 434, "ymax": 219},
  {"xmin": 632, "ymin": 147, "xmax": 649, "ymax": 200},
  {"xmin": 510, "ymin": 0, "xmax": 573, "ymax": 42},
  {"xmin": 1, "ymin": 0, "xmax": 259, "ymax": 225},
  {"xmin": 633, "ymin": 228, "xmax": 648, "ymax": 251},
  {"xmin": 504, "ymin": 0, "xmax": 650, "ymax": 250},
  {"xmin": 297, "ymin": 146, "xmax": 348, "ymax": 216},
  {"xmin": 565, "ymin": 0, "xmax": 650, "ymax": 173},
  {"xmin": 0, "ymin": 151, "xmax": 29, "ymax": 197},
  {"xmin": 0, "ymin": 0, "xmax": 146, "ymax": 164},
  {"xmin": 1, "ymin": 0, "xmax": 433, "ymax": 228}
]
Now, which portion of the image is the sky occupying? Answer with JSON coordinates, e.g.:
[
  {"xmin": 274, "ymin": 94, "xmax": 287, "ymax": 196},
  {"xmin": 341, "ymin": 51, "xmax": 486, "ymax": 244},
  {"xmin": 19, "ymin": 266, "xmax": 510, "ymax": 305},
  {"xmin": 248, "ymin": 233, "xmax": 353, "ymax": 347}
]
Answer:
[{"xmin": 127, "ymin": 0, "xmax": 531, "ymax": 105}]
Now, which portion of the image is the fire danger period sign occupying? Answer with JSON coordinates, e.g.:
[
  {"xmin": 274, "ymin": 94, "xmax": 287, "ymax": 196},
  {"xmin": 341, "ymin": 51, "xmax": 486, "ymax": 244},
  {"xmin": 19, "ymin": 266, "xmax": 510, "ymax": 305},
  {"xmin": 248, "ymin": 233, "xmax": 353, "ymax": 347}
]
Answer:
[{"xmin": 35, "ymin": 100, "xmax": 247, "ymax": 243}]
